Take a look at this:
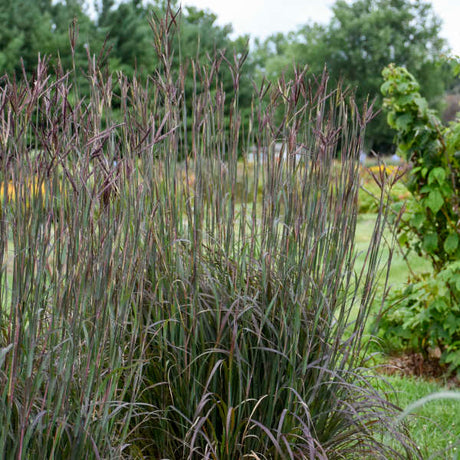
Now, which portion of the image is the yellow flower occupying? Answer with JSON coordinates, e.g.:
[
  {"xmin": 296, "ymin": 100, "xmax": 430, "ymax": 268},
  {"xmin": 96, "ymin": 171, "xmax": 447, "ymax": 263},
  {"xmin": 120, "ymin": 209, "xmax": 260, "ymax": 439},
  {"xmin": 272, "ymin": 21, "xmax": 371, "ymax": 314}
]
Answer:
[{"xmin": 0, "ymin": 180, "xmax": 46, "ymax": 204}]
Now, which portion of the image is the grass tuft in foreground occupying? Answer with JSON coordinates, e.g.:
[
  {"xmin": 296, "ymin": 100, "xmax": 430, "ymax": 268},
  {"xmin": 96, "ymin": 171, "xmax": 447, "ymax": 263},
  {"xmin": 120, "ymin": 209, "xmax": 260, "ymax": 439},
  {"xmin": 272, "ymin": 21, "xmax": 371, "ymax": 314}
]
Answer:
[{"xmin": 0, "ymin": 8, "xmax": 420, "ymax": 459}]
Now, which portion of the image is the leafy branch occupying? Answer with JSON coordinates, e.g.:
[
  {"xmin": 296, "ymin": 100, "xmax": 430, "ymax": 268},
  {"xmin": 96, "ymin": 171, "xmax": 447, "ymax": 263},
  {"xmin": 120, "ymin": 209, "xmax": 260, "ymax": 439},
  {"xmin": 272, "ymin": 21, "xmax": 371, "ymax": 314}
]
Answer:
[{"xmin": 381, "ymin": 64, "xmax": 460, "ymax": 272}]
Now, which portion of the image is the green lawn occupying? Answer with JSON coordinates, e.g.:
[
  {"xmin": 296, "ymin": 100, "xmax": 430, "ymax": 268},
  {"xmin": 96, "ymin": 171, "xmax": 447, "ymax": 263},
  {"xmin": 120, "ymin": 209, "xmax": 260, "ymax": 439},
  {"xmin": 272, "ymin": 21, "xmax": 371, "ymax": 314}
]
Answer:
[
  {"xmin": 356, "ymin": 213, "xmax": 460, "ymax": 458},
  {"xmin": 355, "ymin": 213, "xmax": 431, "ymax": 288},
  {"xmin": 385, "ymin": 375, "xmax": 460, "ymax": 459}
]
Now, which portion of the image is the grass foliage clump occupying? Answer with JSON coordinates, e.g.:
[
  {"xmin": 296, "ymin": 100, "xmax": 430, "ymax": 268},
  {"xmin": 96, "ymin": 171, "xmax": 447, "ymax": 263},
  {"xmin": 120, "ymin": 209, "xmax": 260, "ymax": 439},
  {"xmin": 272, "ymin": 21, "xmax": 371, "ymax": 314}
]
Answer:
[{"xmin": 0, "ymin": 9, "xmax": 419, "ymax": 459}]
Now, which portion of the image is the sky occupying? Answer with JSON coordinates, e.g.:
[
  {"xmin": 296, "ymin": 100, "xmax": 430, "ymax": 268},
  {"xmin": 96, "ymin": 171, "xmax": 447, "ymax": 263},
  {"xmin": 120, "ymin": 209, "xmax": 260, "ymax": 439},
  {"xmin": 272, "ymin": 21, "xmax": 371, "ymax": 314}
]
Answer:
[{"xmin": 179, "ymin": 0, "xmax": 460, "ymax": 56}]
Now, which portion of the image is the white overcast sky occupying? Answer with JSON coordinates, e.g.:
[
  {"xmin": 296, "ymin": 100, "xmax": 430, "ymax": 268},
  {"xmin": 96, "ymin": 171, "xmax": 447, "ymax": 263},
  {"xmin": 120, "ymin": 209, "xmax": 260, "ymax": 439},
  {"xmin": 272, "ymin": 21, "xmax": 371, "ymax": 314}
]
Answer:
[{"xmin": 179, "ymin": 0, "xmax": 460, "ymax": 56}]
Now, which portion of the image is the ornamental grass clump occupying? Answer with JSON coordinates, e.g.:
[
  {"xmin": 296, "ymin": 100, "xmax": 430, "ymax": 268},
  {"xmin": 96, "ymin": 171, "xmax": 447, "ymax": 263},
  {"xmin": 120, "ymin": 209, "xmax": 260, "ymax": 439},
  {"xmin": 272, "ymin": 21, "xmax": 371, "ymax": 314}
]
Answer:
[{"xmin": 0, "ymin": 8, "xmax": 418, "ymax": 459}]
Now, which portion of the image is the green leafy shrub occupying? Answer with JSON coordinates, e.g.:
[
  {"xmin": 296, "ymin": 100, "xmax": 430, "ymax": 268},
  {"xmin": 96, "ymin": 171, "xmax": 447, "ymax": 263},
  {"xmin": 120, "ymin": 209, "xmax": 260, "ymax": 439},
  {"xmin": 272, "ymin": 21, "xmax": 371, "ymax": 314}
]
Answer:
[
  {"xmin": 381, "ymin": 64, "xmax": 460, "ymax": 272},
  {"xmin": 379, "ymin": 262, "xmax": 460, "ymax": 375},
  {"xmin": 378, "ymin": 64, "xmax": 460, "ymax": 375}
]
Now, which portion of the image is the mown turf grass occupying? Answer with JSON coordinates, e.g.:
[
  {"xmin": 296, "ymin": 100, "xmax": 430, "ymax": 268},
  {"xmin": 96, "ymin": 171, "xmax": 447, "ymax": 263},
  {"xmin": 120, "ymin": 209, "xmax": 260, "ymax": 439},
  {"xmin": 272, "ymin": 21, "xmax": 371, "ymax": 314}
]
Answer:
[
  {"xmin": 385, "ymin": 375, "xmax": 460, "ymax": 459},
  {"xmin": 355, "ymin": 213, "xmax": 460, "ymax": 459},
  {"xmin": 355, "ymin": 213, "xmax": 431, "ymax": 288}
]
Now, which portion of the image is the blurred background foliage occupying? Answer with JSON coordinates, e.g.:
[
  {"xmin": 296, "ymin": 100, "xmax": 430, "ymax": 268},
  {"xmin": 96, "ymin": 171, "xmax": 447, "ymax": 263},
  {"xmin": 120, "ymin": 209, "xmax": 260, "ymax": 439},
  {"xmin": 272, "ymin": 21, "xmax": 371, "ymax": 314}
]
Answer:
[{"xmin": 0, "ymin": 0, "xmax": 458, "ymax": 150}]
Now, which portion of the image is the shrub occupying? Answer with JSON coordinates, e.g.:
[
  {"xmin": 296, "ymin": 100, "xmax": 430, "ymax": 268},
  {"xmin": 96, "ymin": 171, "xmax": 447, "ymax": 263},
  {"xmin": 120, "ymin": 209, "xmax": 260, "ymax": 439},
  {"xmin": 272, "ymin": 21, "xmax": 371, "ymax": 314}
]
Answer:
[
  {"xmin": 381, "ymin": 64, "xmax": 460, "ymax": 272},
  {"xmin": 378, "ymin": 65, "xmax": 460, "ymax": 376},
  {"xmin": 378, "ymin": 262, "xmax": 460, "ymax": 376}
]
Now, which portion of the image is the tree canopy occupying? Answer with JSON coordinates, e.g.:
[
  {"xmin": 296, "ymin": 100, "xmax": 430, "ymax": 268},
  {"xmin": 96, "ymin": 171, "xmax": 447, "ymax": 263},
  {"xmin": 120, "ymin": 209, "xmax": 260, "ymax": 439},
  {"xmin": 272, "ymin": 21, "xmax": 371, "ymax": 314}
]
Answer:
[
  {"xmin": 254, "ymin": 0, "xmax": 454, "ymax": 151},
  {"xmin": 0, "ymin": 0, "xmax": 457, "ymax": 151},
  {"xmin": 0, "ymin": 0, "xmax": 249, "ymax": 78}
]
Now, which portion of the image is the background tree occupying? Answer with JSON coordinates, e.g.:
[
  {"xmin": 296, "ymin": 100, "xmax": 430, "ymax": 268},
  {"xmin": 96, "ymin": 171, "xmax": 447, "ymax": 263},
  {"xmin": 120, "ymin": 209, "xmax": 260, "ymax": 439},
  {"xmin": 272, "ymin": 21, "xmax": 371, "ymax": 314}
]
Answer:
[
  {"xmin": 254, "ymin": 0, "xmax": 453, "ymax": 152},
  {"xmin": 0, "ymin": 0, "xmax": 100, "ymax": 79},
  {"xmin": 0, "ymin": 0, "xmax": 55, "ymax": 75},
  {"xmin": 49, "ymin": 0, "xmax": 104, "ymax": 94},
  {"xmin": 175, "ymin": 6, "xmax": 254, "ymax": 145},
  {"xmin": 97, "ymin": 0, "xmax": 158, "ymax": 77}
]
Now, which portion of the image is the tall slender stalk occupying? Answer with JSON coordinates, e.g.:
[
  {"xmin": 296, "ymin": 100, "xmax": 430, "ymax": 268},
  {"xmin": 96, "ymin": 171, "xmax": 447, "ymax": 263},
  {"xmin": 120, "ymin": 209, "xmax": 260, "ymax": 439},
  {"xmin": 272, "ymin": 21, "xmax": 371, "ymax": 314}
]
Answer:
[{"xmin": 0, "ymin": 8, "xmax": 418, "ymax": 459}]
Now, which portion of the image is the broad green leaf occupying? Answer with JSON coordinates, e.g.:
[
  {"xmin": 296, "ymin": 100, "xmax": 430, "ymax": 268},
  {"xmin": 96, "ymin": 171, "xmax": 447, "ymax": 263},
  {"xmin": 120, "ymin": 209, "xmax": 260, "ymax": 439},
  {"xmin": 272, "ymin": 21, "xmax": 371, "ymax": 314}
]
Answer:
[
  {"xmin": 398, "ymin": 82, "xmax": 410, "ymax": 93},
  {"xmin": 430, "ymin": 299, "xmax": 448, "ymax": 313},
  {"xmin": 455, "ymin": 62, "xmax": 460, "ymax": 77},
  {"xmin": 425, "ymin": 189, "xmax": 443, "ymax": 213},
  {"xmin": 395, "ymin": 113, "xmax": 413, "ymax": 132},
  {"xmin": 381, "ymin": 80, "xmax": 392, "ymax": 95},
  {"xmin": 414, "ymin": 96, "xmax": 428, "ymax": 114},
  {"xmin": 397, "ymin": 141, "xmax": 413, "ymax": 156},
  {"xmin": 420, "ymin": 185, "xmax": 431, "ymax": 193},
  {"xmin": 387, "ymin": 112, "xmax": 396, "ymax": 128},
  {"xmin": 444, "ymin": 233, "xmax": 459, "ymax": 254},
  {"xmin": 440, "ymin": 182, "xmax": 453, "ymax": 196},
  {"xmin": 398, "ymin": 93, "xmax": 416, "ymax": 105},
  {"xmin": 398, "ymin": 232, "xmax": 408, "ymax": 246},
  {"xmin": 423, "ymin": 233, "xmax": 438, "ymax": 252},
  {"xmin": 410, "ymin": 212, "xmax": 425, "ymax": 228},
  {"xmin": 428, "ymin": 167, "xmax": 446, "ymax": 185},
  {"xmin": 445, "ymin": 313, "xmax": 460, "ymax": 334},
  {"xmin": 455, "ymin": 275, "xmax": 460, "ymax": 292}
]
